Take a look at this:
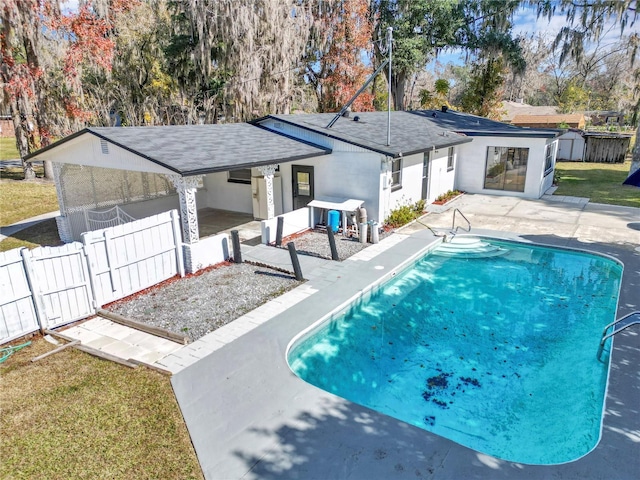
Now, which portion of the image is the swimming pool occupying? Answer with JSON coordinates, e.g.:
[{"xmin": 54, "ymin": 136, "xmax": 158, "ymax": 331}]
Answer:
[{"xmin": 287, "ymin": 238, "xmax": 623, "ymax": 465}]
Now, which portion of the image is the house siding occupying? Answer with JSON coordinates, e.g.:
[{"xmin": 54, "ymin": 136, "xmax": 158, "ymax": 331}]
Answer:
[
  {"xmin": 427, "ymin": 148, "xmax": 456, "ymax": 202},
  {"xmin": 456, "ymin": 136, "xmax": 555, "ymax": 199},
  {"xmin": 202, "ymin": 171, "xmax": 254, "ymax": 214},
  {"xmin": 260, "ymin": 118, "xmax": 385, "ymax": 223},
  {"xmin": 43, "ymin": 134, "xmax": 176, "ymax": 175}
]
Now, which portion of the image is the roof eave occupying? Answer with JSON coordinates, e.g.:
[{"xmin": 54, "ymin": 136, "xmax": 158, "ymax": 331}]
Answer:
[{"xmin": 179, "ymin": 150, "xmax": 333, "ymax": 176}]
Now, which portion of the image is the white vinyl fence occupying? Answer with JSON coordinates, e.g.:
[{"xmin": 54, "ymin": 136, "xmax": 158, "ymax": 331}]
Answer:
[{"xmin": 0, "ymin": 210, "xmax": 184, "ymax": 344}]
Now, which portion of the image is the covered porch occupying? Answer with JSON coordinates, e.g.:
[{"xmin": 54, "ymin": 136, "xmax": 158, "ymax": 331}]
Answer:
[
  {"xmin": 26, "ymin": 124, "xmax": 331, "ymax": 245},
  {"xmin": 197, "ymin": 208, "xmax": 262, "ymax": 246}
]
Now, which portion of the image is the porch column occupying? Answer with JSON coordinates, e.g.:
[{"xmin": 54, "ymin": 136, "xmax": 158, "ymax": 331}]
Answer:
[
  {"xmin": 257, "ymin": 164, "xmax": 277, "ymax": 220},
  {"xmin": 166, "ymin": 174, "xmax": 202, "ymax": 244}
]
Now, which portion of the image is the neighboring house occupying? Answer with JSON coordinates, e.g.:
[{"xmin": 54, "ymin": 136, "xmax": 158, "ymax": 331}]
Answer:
[
  {"xmin": 500, "ymin": 101, "xmax": 558, "ymax": 124},
  {"xmin": 26, "ymin": 108, "xmax": 558, "ymax": 253},
  {"xmin": 582, "ymin": 110, "xmax": 625, "ymax": 126},
  {"xmin": 512, "ymin": 114, "xmax": 586, "ymax": 129}
]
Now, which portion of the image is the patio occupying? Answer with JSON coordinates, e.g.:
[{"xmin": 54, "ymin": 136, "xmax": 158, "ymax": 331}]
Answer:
[
  {"xmin": 171, "ymin": 194, "xmax": 640, "ymax": 479},
  {"xmin": 197, "ymin": 208, "xmax": 263, "ymax": 245}
]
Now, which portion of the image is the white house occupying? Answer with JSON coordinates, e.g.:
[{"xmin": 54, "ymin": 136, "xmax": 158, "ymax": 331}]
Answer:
[
  {"xmin": 26, "ymin": 108, "xmax": 558, "ymax": 260},
  {"xmin": 256, "ymin": 109, "xmax": 559, "ymax": 220}
]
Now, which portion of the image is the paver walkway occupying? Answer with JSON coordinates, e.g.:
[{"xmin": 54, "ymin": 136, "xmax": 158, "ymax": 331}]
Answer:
[{"xmin": 61, "ymin": 317, "xmax": 183, "ymax": 368}]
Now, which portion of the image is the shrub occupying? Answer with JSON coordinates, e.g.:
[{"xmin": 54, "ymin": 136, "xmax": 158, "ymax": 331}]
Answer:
[
  {"xmin": 385, "ymin": 198, "xmax": 425, "ymax": 228},
  {"xmin": 434, "ymin": 189, "xmax": 463, "ymax": 204}
]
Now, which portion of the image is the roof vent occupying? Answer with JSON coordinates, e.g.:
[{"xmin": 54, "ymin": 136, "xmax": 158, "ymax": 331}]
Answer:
[
  {"xmin": 342, "ymin": 107, "xmax": 351, "ymax": 118},
  {"xmin": 100, "ymin": 139, "xmax": 109, "ymax": 154},
  {"xmin": 431, "ymin": 112, "xmax": 437, "ymax": 118},
  {"xmin": 353, "ymin": 116, "xmax": 360, "ymax": 122},
  {"xmin": 441, "ymin": 105, "xmax": 448, "ymax": 113}
]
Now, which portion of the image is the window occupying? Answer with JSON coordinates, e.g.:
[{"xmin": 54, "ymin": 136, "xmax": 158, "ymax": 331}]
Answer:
[
  {"xmin": 484, "ymin": 147, "xmax": 529, "ymax": 192},
  {"xmin": 391, "ymin": 158, "xmax": 402, "ymax": 190},
  {"xmin": 544, "ymin": 143, "xmax": 554, "ymax": 175},
  {"xmin": 447, "ymin": 147, "xmax": 455, "ymax": 171},
  {"xmin": 227, "ymin": 168, "xmax": 251, "ymax": 184}
]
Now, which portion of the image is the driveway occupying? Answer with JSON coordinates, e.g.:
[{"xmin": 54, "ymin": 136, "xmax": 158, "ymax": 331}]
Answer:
[{"xmin": 172, "ymin": 194, "xmax": 640, "ymax": 479}]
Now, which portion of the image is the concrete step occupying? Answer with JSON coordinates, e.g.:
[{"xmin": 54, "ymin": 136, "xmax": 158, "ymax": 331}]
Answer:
[{"xmin": 433, "ymin": 236, "xmax": 509, "ymax": 258}]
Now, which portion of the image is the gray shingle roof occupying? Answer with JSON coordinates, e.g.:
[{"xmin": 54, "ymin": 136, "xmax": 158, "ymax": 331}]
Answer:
[
  {"xmin": 413, "ymin": 109, "xmax": 559, "ymax": 138},
  {"xmin": 26, "ymin": 123, "xmax": 331, "ymax": 176},
  {"xmin": 261, "ymin": 111, "xmax": 473, "ymax": 157}
]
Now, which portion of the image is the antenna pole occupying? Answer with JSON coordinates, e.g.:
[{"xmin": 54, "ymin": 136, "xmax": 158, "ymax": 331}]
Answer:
[{"xmin": 387, "ymin": 27, "xmax": 393, "ymax": 146}]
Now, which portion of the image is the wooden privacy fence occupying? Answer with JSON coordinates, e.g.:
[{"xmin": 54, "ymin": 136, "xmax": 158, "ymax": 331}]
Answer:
[{"xmin": 0, "ymin": 210, "xmax": 184, "ymax": 344}]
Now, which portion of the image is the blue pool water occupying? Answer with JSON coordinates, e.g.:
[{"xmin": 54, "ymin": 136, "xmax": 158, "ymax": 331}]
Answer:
[{"xmin": 287, "ymin": 239, "xmax": 623, "ymax": 464}]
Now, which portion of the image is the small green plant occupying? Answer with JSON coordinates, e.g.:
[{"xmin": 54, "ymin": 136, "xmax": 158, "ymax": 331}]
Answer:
[
  {"xmin": 434, "ymin": 189, "xmax": 463, "ymax": 204},
  {"xmin": 385, "ymin": 198, "xmax": 425, "ymax": 228}
]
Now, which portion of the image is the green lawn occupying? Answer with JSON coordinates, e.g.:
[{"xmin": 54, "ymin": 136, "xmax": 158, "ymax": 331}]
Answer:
[
  {"xmin": 0, "ymin": 166, "xmax": 60, "ymax": 251},
  {"xmin": 0, "ymin": 137, "xmax": 20, "ymax": 161},
  {"xmin": 0, "ymin": 176, "xmax": 59, "ymax": 226},
  {"xmin": 1, "ymin": 338, "xmax": 203, "ymax": 479},
  {"xmin": 554, "ymin": 160, "xmax": 640, "ymax": 208}
]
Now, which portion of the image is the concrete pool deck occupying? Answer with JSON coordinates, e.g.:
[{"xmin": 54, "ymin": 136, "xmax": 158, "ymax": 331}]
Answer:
[{"xmin": 172, "ymin": 194, "xmax": 640, "ymax": 479}]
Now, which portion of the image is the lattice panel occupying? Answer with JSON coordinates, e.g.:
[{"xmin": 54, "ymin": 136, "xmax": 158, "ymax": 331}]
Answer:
[{"xmin": 58, "ymin": 164, "xmax": 176, "ymax": 213}]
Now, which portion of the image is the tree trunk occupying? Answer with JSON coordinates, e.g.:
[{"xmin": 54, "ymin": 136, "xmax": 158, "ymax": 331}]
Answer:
[
  {"xmin": 392, "ymin": 71, "xmax": 407, "ymax": 111},
  {"xmin": 43, "ymin": 160, "xmax": 54, "ymax": 179},
  {"xmin": 9, "ymin": 97, "xmax": 35, "ymax": 180}
]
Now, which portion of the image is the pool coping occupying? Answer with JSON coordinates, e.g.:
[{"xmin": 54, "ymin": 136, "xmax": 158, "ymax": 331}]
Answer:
[{"xmin": 172, "ymin": 228, "xmax": 640, "ymax": 479}]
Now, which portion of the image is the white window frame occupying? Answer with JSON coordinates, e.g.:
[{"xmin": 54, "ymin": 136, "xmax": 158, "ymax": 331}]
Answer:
[
  {"xmin": 391, "ymin": 158, "xmax": 402, "ymax": 191},
  {"xmin": 227, "ymin": 168, "xmax": 252, "ymax": 184},
  {"xmin": 447, "ymin": 147, "xmax": 455, "ymax": 172}
]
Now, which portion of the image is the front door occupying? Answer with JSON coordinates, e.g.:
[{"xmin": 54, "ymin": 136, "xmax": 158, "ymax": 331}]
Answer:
[
  {"xmin": 292, "ymin": 165, "xmax": 314, "ymax": 209},
  {"xmin": 421, "ymin": 152, "xmax": 430, "ymax": 200}
]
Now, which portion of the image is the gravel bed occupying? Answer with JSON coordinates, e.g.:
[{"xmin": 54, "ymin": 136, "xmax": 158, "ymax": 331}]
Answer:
[
  {"xmin": 106, "ymin": 263, "xmax": 301, "ymax": 341},
  {"xmin": 106, "ymin": 228, "xmax": 393, "ymax": 341},
  {"xmin": 282, "ymin": 228, "xmax": 390, "ymax": 261}
]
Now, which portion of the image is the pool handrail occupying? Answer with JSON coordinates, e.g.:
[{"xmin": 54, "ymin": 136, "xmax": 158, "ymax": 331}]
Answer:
[
  {"xmin": 597, "ymin": 311, "xmax": 640, "ymax": 359},
  {"xmin": 452, "ymin": 208, "xmax": 471, "ymax": 234}
]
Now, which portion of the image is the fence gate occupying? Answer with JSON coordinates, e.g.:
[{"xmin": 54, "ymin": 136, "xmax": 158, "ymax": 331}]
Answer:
[
  {"xmin": 0, "ymin": 249, "xmax": 40, "ymax": 342},
  {"xmin": 25, "ymin": 243, "xmax": 95, "ymax": 330}
]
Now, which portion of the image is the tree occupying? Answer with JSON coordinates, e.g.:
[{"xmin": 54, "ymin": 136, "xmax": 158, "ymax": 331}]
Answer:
[
  {"xmin": 304, "ymin": 0, "xmax": 374, "ymax": 113},
  {"xmin": 1, "ymin": 0, "xmax": 132, "ymax": 179},
  {"xmin": 536, "ymin": 0, "xmax": 639, "ymax": 166},
  {"xmin": 372, "ymin": 0, "xmax": 462, "ymax": 110},
  {"xmin": 419, "ymin": 78, "xmax": 450, "ymax": 109},
  {"xmin": 372, "ymin": 0, "xmax": 524, "ymax": 111},
  {"xmin": 182, "ymin": 0, "xmax": 314, "ymax": 122}
]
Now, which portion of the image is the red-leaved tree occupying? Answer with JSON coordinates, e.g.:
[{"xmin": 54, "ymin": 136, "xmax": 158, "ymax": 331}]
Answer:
[
  {"xmin": 1, "ymin": 0, "xmax": 132, "ymax": 179},
  {"xmin": 306, "ymin": 0, "xmax": 375, "ymax": 113}
]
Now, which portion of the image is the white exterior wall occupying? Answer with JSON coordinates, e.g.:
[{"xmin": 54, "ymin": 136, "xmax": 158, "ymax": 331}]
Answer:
[
  {"xmin": 455, "ymin": 136, "xmax": 556, "ymax": 199},
  {"xmin": 557, "ymin": 131, "xmax": 585, "ymax": 161},
  {"xmin": 34, "ymin": 134, "xmax": 175, "ymax": 175},
  {"xmin": 202, "ymin": 171, "xmax": 254, "ymax": 213},
  {"xmin": 427, "ymin": 148, "xmax": 457, "ymax": 202},
  {"xmin": 388, "ymin": 153, "xmax": 422, "ymax": 214},
  {"xmin": 260, "ymin": 118, "xmax": 385, "ymax": 223}
]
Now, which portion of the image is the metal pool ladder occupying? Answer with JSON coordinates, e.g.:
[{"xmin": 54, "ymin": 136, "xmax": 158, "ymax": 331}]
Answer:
[
  {"xmin": 445, "ymin": 209, "xmax": 471, "ymax": 242},
  {"xmin": 597, "ymin": 311, "xmax": 640, "ymax": 359}
]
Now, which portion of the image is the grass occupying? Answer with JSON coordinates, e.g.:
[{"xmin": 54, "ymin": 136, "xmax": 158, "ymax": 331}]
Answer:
[
  {"xmin": 0, "ymin": 168, "xmax": 58, "ymax": 226},
  {"xmin": 0, "ymin": 337, "xmax": 203, "ymax": 479},
  {"xmin": 0, "ymin": 218, "xmax": 63, "ymax": 252},
  {"xmin": 554, "ymin": 160, "xmax": 640, "ymax": 208},
  {"xmin": 0, "ymin": 137, "xmax": 20, "ymax": 161}
]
